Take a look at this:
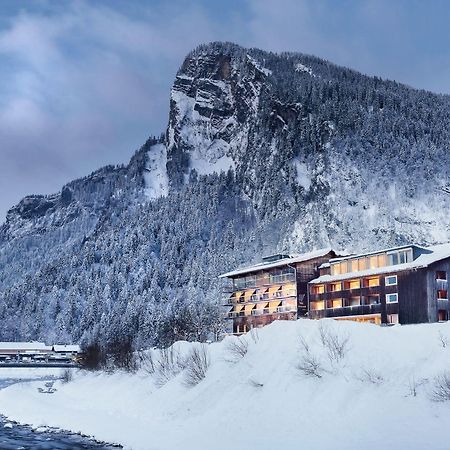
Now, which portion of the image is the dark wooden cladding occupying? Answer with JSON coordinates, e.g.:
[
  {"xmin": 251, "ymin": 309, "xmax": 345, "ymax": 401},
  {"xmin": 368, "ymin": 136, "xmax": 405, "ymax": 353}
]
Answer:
[{"xmin": 308, "ymin": 257, "xmax": 450, "ymax": 325}]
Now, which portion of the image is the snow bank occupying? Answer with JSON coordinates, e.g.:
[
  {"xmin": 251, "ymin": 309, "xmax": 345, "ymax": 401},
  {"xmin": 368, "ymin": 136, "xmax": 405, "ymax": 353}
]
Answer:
[{"xmin": 2, "ymin": 320, "xmax": 450, "ymax": 450}]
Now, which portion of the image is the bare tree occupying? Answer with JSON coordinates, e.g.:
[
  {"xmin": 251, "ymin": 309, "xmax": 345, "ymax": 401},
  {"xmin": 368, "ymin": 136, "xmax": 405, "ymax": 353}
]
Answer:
[{"xmin": 184, "ymin": 344, "xmax": 211, "ymax": 387}]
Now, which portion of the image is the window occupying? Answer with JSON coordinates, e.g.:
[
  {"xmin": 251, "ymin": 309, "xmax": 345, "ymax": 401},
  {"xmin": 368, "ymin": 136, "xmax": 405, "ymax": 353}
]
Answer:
[
  {"xmin": 385, "ymin": 275, "xmax": 397, "ymax": 286},
  {"xmin": 436, "ymin": 271, "xmax": 447, "ymax": 280},
  {"xmin": 330, "ymin": 282, "xmax": 342, "ymax": 292},
  {"xmin": 369, "ymin": 255, "xmax": 378, "ymax": 269},
  {"xmin": 386, "ymin": 293, "xmax": 398, "ymax": 303},
  {"xmin": 363, "ymin": 295, "xmax": 380, "ymax": 305},
  {"xmin": 358, "ymin": 258, "xmax": 368, "ymax": 271},
  {"xmin": 387, "ymin": 249, "xmax": 412, "ymax": 266},
  {"xmin": 437, "ymin": 290, "xmax": 448, "ymax": 299},
  {"xmin": 310, "ymin": 301, "xmax": 325, "ymax": 310},
  {"xmin": 331, "ymin": 263, "xmax": 341, "ymax": 276},
  {"xmin": 344, "ymin": 279, "xmax": 360, "ymax": 290},
  {"xmin": 365, "ymin": 277, "xmax": 380, "ymax": 287},
  {"xmin": 312, "ymin": 285, "xmax": 325, "ymax": 294},
  {"xmin": 344, "ymin": 297, "xmax": 360, "ymax": 307},
  {"xmin": 326, "ymin": 299, "xmax": 342, "ymax": 308},
  {"xmin": 438, "ymin": 310, "xmax": 448, "ymax": 321}
]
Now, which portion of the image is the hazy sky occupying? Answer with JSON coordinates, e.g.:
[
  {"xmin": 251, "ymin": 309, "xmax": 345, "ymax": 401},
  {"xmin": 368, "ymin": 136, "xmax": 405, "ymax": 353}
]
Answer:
[{"xmin": 1, "ymin": 0, "xmax": 449, "ymax": 221}]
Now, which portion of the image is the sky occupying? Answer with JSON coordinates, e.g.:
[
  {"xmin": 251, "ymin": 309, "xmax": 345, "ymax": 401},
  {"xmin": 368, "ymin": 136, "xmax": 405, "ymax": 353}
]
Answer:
[{"xmin": 0, "ymin": 0, "xmax": 449, "ymax": 222}]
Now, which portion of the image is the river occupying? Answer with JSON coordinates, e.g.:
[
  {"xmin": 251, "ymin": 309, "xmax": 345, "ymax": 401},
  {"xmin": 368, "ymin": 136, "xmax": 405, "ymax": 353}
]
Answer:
[{"xmin": 0, "ymin": 376, "xmax": 122, "ymax": 449}]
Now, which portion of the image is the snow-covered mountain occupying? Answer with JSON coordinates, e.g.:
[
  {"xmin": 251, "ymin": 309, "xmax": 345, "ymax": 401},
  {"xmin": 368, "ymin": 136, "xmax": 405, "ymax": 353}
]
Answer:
[{"xmin": 1, "ymin": 42, "xmax": 449, "ymax": 345}]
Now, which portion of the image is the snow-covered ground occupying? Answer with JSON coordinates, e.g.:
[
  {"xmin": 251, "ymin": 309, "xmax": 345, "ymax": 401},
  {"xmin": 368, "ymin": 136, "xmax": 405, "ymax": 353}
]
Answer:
[{"xmin": 2, "ymin": 320, "xmax": 450, "ymax": 450}]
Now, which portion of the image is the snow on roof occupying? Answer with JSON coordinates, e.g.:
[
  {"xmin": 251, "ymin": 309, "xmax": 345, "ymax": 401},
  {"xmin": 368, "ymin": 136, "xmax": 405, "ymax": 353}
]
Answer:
[
  {"xmin": 310, "ymin": 243, "xmax": 450, "ymax": 284},
  {"xmin": 53, "ymin": 345, "xmax": 80, "ymax": 353},
  {"xmin": 219, "ymin": 248, "xmax": 341, "ymax": 278},
  {"xmin": 329, "ymin": 244, "xmax": 428, "ymax": 263},
  {"xmin": 0, "ymin": 342, "xmax": 49, "ymax": 351}
]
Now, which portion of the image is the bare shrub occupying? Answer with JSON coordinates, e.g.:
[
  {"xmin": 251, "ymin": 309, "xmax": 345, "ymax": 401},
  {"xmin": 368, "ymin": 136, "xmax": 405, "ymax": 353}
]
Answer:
[
  {"xmin": 297, "ymin": 352, "xmax": 324, "ymax": 378},
  {"xmin": 184, "ymin": 345, "xmax": 211, "ymax": 387},
  {"xmin": 355, "ymin": 367, "xmax": 384, "ymax": 385},
  {"xmin": 249, "ymin": 328, "xmax": 260, "ymax": 344},
  {"xmin": 430, "ymin": 372, "xmax": 450, "ymax": 402},
  {"xmin": 225, "ymin": 337, "xmax": 248, "ymax": 363},
  {"xmin": 60, "ymin": 369, "xmax": 73, "ymax": 384},
  {"xmin": 407, "ymin": 375, "xmax": 428, "ymax": 397},
  {"xmin": 154, "ymin": 346, "xmax": 184, "ymax": 387},
  {"xmin": 138, "ymin": 350, "xmax": 156, "ymax": 375},
  {"xmin": 297, "ymin": 334, "xmax": 324, "ymax": 379},
  {"xmin": 318, "ymin": 322, "xmax": 350, "ymax": 364},
  {"xmin": 438, "ymin": 331, "xmax": 449, "ymax": 348}
]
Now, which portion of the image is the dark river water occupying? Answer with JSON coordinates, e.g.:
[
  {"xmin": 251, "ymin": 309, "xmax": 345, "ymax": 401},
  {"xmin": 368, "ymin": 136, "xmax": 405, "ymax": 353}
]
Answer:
[{"xmin": 0, "ymin": 377, "xmax": 122, "ymax": 450}]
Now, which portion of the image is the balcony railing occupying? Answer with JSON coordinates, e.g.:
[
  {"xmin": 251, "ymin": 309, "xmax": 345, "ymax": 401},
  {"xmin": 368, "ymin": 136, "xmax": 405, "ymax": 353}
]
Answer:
[{"xmin": 224, "ymin": 293, "xmax": 296, "ymax": 306}]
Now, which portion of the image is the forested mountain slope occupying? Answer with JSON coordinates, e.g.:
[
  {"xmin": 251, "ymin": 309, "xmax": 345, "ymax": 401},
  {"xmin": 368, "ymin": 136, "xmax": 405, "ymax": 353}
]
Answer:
[{"xmin": 1, "ymin": 42, "xmax": 449, "ymax": 346}]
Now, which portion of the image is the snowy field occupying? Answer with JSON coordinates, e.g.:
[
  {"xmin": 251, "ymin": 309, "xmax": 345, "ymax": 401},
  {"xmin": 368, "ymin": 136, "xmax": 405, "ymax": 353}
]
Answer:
[{"xmin": 2, "ymin": 320, "xmax": 450, "ymax": 450}]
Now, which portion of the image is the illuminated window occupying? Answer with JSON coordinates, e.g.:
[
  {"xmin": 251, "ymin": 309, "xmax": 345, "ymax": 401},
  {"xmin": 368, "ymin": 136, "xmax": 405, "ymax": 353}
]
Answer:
[
  {"xmin": 326, "ymin": 299, "xmax": 342, "ymax": 308},
  {"xmin": 331, "ymin": 263, "xmax": 341, "ymax": 276},
  {"xmin": 386, "ymin": 293, "xmax": 398, "ymax": 303},
  {"xmin": 369, "ymin": 256, "xmax": 378, "ymax": 269},
  {"xmin": 438, "ymin": 290, "xmax": 448, "ymax": 299},
  {"xmin": 310, "ymin": 301, "xmax": 325, "ymax": 310},
  {"xmin": 344, "ymin": 279, "xmax": 360, "ymax": 290},
  {"xmin": 358, "ymin": 258, "xmax": 368, "ymax": 271},
  {"xmin": 385, "ymin": 275, "xmax": 397, "ymax": 286},
  {"xmin": 312, "ymin": 285, "xmax": 325, "ymax": 294},
  {"xmin": 365, "ymin": 277, "xmax": 380, "ymax": 287},
  {"xmin": 330, "ymin": 282, "xmax": 342, "ymax": 292}
]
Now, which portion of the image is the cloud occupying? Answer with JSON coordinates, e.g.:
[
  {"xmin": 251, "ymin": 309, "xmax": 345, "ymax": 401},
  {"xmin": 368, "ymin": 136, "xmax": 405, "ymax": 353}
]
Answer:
[
  {"xmin": 0, "ymin": 0, "xmax": 448, "ymax": 221},
  {"xmin": 0, "ymin": 1, "xmax": 226, "ymax": 220}
]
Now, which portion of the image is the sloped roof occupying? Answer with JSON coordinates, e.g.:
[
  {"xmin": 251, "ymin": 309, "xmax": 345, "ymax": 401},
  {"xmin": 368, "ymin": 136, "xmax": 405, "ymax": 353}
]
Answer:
[
  {"xmin": 310, "ymin": 243, "xmax": 450, "ymax": 284},
  {"xmin": 53, "ymin": 344, "xmax": 80, "ymax": 353},
  {"xmin": 0, "ymin": 342, "xmax": 49, "ymax": 351},
  {"xmin": 219, "ymin": 248, "xmax": 344, "ymax": 278}
]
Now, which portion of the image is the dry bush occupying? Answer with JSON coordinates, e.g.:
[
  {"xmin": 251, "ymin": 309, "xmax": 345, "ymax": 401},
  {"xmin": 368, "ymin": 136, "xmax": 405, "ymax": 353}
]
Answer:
[
  {"xmin": 318, "ymin": 322, "xmax": 350, "ymax": 364},
  {"xmin": 438, "ymin": 331, "xmax": 449, "ymax": 348},
  {"xmin": 138, "ymin": 350, "xmax": 156, "ymax": 375},
  {"xmin": 249, "ymin": 328, "xmax": 260, "ymax": 344},
  {"xmin": 154, "ymin": 346, "xmax": 185, "ymax": 387},
  {"xmin": 297, "ymin": 353, "xmax": 324, "ymax": 378},
  {"xmin": 184, "ymin": 344, "xmax": 211, "ymax": 387},
  {"xmin": 60, "ymin": 368, "xmax": 73, "ymax": 384},
  {"xmin": 225, "ymin": 337, "xmax": 249, "ymax": 363},
  {"xmin": 407, "ymin": 375, "xmax": 428, "ymax": 397},
  {"xmin": 430, "ymin": 372, "xmax": 450, "ymax": 402},
  {"xmin": 297, "ymin": 334, "xmax": 325, "ymax": 379},
  {"xmin": 355, "ymin": 367, "xmax": 384, "ymax": 385}
]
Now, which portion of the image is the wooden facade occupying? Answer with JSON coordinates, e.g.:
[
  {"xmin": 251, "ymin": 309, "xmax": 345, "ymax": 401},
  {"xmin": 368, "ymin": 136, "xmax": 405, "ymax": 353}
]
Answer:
[
  {"xmin": 221, "ymin": 250, "xmax": 339, "ymax": 335},
  {"xmin": 308, "ymin": 245, "xmax": 450, "ymax": 325}
]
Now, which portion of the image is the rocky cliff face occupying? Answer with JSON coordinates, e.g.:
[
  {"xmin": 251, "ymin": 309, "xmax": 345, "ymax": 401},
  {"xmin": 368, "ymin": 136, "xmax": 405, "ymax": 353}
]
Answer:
[{"xmin": 1, "ymin": 42, "xmax": 449, "ymax": 345}]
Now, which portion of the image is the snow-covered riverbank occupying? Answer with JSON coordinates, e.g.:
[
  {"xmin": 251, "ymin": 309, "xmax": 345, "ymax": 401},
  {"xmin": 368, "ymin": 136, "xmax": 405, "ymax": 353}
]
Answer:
[{"xmin": 1, "ymin": 320, "xmax": 450, "ymax": 450}]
